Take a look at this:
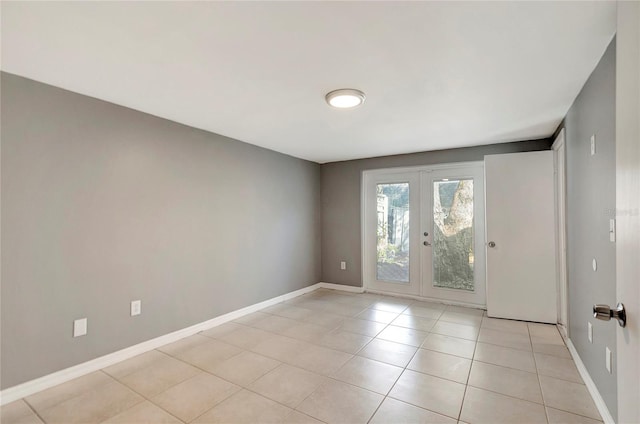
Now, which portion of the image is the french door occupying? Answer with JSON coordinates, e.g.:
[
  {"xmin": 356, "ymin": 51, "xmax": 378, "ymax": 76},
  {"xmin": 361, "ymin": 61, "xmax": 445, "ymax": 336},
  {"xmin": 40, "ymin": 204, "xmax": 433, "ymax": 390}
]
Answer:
[{"xmin": 363, "ymin": 163, "xmax": 486, "ymax": 306}]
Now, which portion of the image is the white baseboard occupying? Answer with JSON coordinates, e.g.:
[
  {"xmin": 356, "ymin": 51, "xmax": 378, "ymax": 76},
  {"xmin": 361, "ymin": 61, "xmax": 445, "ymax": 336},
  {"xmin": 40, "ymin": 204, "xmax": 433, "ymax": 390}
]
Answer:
[
  {"xmin": 565, "ymin": 338, "xmax": 615, "ymax": 424},
  {"xmin": 0, "ymin": 282, "xmax": 322, "ymax": 406},
  {"xmin": 363, "ymin": 288, "xmax": 486, "ymax": 310},
  {"xmin": 317, "ymin": 282, "xmax": 364, "ymax": 293}
]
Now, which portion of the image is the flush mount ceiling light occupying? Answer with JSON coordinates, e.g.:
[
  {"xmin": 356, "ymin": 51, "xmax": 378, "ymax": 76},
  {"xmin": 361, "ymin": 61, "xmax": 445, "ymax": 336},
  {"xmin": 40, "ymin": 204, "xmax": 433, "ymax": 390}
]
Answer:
[{"xmin": 325, "ymin": 89, "xmax": 366, "ymax": 109}]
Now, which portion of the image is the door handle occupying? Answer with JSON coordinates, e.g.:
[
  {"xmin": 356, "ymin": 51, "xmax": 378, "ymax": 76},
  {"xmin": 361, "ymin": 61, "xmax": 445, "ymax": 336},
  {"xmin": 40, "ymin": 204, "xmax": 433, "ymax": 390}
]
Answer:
[
  {"xmin": 488, "ymin": 241, "xmax": 496, "ymax": 248},
  {"xmin": 423, "ymin": 241, "xmax": 431, "ymax": 246},
  {"xmin": 593, "ymin": 303, "xmax": 626, "ymax": 327}
]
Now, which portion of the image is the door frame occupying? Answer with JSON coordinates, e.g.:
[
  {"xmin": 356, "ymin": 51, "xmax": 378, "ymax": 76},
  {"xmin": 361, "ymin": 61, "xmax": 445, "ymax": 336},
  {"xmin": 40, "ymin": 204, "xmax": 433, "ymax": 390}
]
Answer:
[
  {"xmin": 361, "ymin": 161, "xmax": 486, "ymax": 307},
  {"xmin": 553, "ymin": 129, "xmax": 568, "ymax": 335}
]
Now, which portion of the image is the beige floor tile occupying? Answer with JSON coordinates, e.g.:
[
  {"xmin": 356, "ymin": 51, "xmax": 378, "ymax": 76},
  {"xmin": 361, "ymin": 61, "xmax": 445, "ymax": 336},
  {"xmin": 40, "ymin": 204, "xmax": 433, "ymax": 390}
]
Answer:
[
  {"xmin": 468, "ymin": 361, "xmax": 542, "ymax": 404},
  {"xmin": 26, "ymin": 371, "xmax": 112, "ymax": 412},
  {"xmin": 403, "ymin": 304, "xmax": 445, "ymax": 319},
  {"xmin": 431, "ymin": 321, "xmax": 479, "ymax": 341},
  {"xmin": 1, "ymin": 400, "xmax": 43, "ymax": 424},
  {"xmin": 539, "ymin": 375, "xmax": 601, "ymax": 420},
  {"xmin": 370, "ymin": 300, "xmax": 411, "ymax": 314},
  {"xmin": 533, "ymin": 341, "xmax": 572, "ymax": 358},
  {"xmin": 296, "ymin": 379, "xmax": 384, "ymax": 424},
  {"xmin": 262, "ymin": 304, "xmax": 316, "ymax": 320},
  {"xmin": 477, "ymin": 327, "xmax": 532, "ymax": 351},
  {"xmin": 407, "ymin": 349, "xmax": 472, "ymax": 384},
  {"xmin": 38, "ymin": 380, "xmax": 143, "ymax": 424},
  {"xmin": 251, "ymin": 334, "xmax": 312, "ymax": 362},
  {"xmin": 529, "ymin": 323, "xmax": 563, "ymax": 342},
  {"xmin": 535, "ymin": 352, "xmax": 582, "ymax": 383},
  {"xmin": 336, "ymin": 318, "xmax": 387, "ymax": 337},
  {"xmin": 439, "ymin": 311, "xmax": 483, "ymax": 327},
  {"xmin": 460, "ymin": 386, "xmax": 547, "ymax": 424},
  {"xmin": 251, "ymin": 314, "xmax": 300, "ymax": 334},
  {"xmin": 357, "ymin": 338, "xmax": 418, "ymax": 367},
  {"xmin": 369, "ymin": 398, "xmax": 456, "ymax": 424},
  {"xmin": 151, "ymin": 372, "xmax": 240, "ymax": 422},
  {"xmin": 282, "ymin": 410, "xmax": 325, "ymax": 424},
  {"xmin": 157, "ymin": 334, "xmax": 211, "ymax": 357},
  {"xmin": 331, "ymin": 356, "xmax": 403, "ymax": 394},
  {"xmin": 119, "ymin": 355, "xmax": 200, "ymax": 397},
  {"xmin": 199, "ymin": 322, "xmax": 245, "ymax": 339},
  {"xmin": 288, "ymin": 344, "xmax": 353, "ymax": 376},
  {"xmin": 322, "ymin": 302, "xmax": 368, "ymax": 317},
  {"xmin": 102, "ymin": 401, "xmax": 182, "ymax": 424},
  {"xmin": 546, "ymin": 407, "xmax": 604, "ymax": 424},
  {"xmin": 421, "ymin": 334, "xmax": 476, "ymax": 359},
  {"xmin": 216, "ymin": 324, "xmax": 273, "ymax": 349},
  {"xmin": 302, "ymin": 312, "xmax": 346, "ymax": 329},
  {"xmin": 445, "ymin": 306, "xmax": 484, "ymax": 317},
  {"xmin": 356, "ymin": 308, "xmax": 400, "ymax": 324},
  {"xmin": 173, "ymin": 339, "xmax": 243, "ymax": 373},
  {"xmin": 376, "ymin": 325, "xmax": 429, "ymax": 347},
  {"xmin": 281, "ymin": 322, "xmax": 331, "ymax": 342},
  {"xmin": 392, "ymin": 314, "xmax": 437, "ymax": 331},
  {"xmin": 389, "ymin": 370, "xmax": 465, "ymax": 419},
  {"xmin": 103, "ymin": 350, "xmax": 167, "ymax": 379},
  {"xmin": 317, "ymin": 329, "xmax": 372, "ymax": 354},
  {"xmin": 481, "ymin": 316, "xmax": 530, "ymax": 335},
  {"xmin": 250, "ymin": 364, "xmax": 326, "ymax": 408},
  {"xmin": 288, "ymin": 298, "xmax": 330, "ymax": 312},
  {"xmin": 473, "ymin": 342, "xmax": 536, "ymax": 372},
  {"xmin": 332, "ymin": 294, "xmax": 376, "ymax": 308},
  {"xmin": 208, "ymin": 350, "xmax": 281, "ymax": 386},
  {"xmin": 233, "ymin": 311, "xmax": 271, "ymax": 326},
  {"xmin": 193, "ymin": 389, "xmax": 292, "ymax": 424}
]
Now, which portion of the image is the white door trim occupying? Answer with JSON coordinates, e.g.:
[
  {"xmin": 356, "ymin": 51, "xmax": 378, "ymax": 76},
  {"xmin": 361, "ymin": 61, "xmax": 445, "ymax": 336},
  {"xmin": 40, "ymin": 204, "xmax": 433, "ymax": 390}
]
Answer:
[
  {"xmin": 361, "ymin": 161, "xmax": 485, "ymax": 305},
  {"xmin": 553, "ymin": 129, "xmax": 568, "ymax": 334}
]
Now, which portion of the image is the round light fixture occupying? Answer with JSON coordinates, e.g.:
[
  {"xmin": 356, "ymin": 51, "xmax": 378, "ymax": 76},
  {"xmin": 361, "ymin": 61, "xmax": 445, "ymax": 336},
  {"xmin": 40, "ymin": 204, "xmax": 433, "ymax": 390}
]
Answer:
[{"xmin": 325, "ymin": 89, "xmax": 366, "ymax": 109}]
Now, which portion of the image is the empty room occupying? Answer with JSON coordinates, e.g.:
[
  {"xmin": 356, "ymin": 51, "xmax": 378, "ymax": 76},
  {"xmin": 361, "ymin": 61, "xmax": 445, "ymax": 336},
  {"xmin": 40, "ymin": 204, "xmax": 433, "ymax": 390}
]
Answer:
[{"xmin": 1, "ymin": 1, "xmax": 638, "ymax": 424}]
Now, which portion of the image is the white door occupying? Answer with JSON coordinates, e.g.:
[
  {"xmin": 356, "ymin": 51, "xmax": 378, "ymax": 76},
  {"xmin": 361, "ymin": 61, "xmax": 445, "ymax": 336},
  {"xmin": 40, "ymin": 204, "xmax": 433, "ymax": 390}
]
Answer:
[
  {"xmin": 363, "ymin": 171, "xmax": 422, "ymax": 296},
  {"xmin": 421, "ymin": 166, "xmax": 486, "ymax": 305},
  {"xmin": 363, "ymin": 163, "xmax": 486, "ymax": 306},
  {"xmin": 615, "ymin": 2, "xmax": 640, "ymax": 421},
  {"xmin": 485, "ymin": 151, "xmax": 557, "ymax": 323}
]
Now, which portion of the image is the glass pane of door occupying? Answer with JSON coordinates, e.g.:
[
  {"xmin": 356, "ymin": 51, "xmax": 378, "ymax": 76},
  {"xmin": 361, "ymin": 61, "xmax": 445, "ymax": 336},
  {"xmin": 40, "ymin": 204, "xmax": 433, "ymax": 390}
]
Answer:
[
  {"xmin": 376, "ymin": 182, "xmax": 410, "ymax": 283},
  {"xmin": 432, "ymin": 178, "xmax": 475, "ymax": 291}
]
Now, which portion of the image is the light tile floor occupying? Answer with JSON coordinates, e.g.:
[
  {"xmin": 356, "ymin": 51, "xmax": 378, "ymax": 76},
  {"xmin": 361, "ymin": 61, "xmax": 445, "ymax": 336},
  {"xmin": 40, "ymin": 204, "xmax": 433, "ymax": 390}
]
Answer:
[{"xmin": 1, "ymin": 289, "xmax": 603, "ymax": 424}]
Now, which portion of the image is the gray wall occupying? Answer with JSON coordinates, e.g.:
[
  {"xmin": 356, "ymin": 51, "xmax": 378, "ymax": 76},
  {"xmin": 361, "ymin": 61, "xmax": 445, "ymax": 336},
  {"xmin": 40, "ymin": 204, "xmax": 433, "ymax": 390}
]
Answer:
[
  {"xmin": 0, "ymin": 72, "xmax": 321, "ymax": 389},
  {"xmin": 321, "ymin": 139, "xmax": 552, "ymax": 286},
  {"xmin": 562, "ymin": 39, "xmax": 617, "ymax": 417}
]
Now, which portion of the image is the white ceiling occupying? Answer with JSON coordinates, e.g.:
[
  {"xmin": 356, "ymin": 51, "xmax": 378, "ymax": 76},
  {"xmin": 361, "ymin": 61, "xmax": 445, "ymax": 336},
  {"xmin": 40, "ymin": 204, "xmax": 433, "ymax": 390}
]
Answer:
[{"xmin": 1, "ymin": 1, "xmax": 616, "ymax": 163}]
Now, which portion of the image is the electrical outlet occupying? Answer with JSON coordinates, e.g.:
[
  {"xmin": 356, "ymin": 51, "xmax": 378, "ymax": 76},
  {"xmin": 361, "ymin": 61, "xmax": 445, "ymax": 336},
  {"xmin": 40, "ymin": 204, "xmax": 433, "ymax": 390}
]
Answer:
[
  {"xmin": 592, "ymin": 258, "xmax": 597, "ymax": 271},
  {"xmin": 73, "ymin": 318, "xmax": 87, "ymax": 337},
  {"xmin": 606, "ymin": 346, "xmax": 612, "ymax": 373},
  {"xmin": 340, "ymin": 261, "xmax": 347, "ymax": 270},
  {"xmin": 131, "ymin": 300, "xmax": 141, "ymax": 316},
  {"xmin": 590, "ymin": 135, "xmax": 596, "ymax": 156},
  {"xmin": 588, "ymin": 322, "xmax": 593, "ymax": 343}
]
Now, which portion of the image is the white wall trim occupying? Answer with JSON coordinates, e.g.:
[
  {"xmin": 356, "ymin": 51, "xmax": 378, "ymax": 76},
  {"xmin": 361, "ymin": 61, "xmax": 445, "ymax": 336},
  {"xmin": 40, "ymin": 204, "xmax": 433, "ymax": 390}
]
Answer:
[
  {"xmin": 0, "ymin": 282, "xmax": 324, "ymax": 406},
  {"xmin": 565, "ymin": 338, "xmax": 616, "ymax": 424},
  {"xmin": 317, "ymin": 282, "xmax": 364, "ymax": 293}
]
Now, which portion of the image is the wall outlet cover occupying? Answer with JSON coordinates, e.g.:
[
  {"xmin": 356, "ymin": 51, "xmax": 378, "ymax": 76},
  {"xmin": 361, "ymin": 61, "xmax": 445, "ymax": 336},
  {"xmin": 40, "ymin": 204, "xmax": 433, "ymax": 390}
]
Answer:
[
  {"xmin": 590, "ymin": 134, "xmax": 596, "ymax": 156},
  {"xmin": 131, "ymin": 300, "xmax": 141, "ymax": 316},
  {"xmin": 588, "ymin": 321, "xmax": 593, "ymax": 343},
  {"xmin": 605, "ymin": 346, "xmax": 612, "ymax": 373},
  {"xmin": 73, "ymin": 318, "xmax": 87, "ymax": 337},
  {"xmin": 340, "ymin": 261, "xmax": 347, "ymax": 270},
  {"xmin": 592, "ymin": 258, "xmax": 597, "ymax": 271}
]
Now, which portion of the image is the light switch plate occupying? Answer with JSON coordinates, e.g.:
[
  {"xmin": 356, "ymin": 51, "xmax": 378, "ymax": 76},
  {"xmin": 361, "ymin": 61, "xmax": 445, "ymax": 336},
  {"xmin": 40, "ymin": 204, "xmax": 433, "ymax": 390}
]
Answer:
[
  {"xmin": 606, "ymin": 346, "xmax": 612, "ymax": 373},
  {"xmin": 73, "ymin": 318, "xmax": 87, "ymax": 337},
  {"xmin": 590, "ymin": 135, "xmax": 596, "ymax": 156},
  {"xmin": 131, "ymin": 300, "xmax": 141, "ymax": 316},
  {"xmin": 592, "ymin": 258, "xmax": 597, "ymax": 271},
  {"xmin": 609, "ymin": 219, "xmax": 616, "ymax": 242},
  {"xmin": 340, "ymin": 261, "xmax": 347, "ymax": 270},
  {"xmin": 588, "ymin": 322, "xmax": 593, "ymax": 343}
]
